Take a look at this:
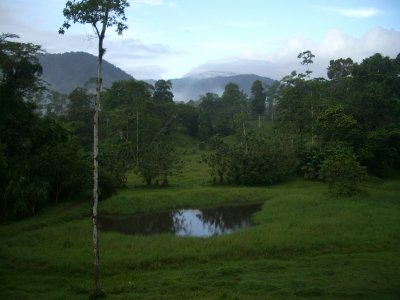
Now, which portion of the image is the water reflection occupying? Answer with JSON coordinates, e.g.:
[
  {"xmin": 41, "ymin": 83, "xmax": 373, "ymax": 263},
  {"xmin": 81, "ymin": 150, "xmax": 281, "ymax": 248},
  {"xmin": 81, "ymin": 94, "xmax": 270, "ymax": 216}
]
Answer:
[{"xmin": 99, "ymin": 203, "xmax": 263, "ymax": 237}]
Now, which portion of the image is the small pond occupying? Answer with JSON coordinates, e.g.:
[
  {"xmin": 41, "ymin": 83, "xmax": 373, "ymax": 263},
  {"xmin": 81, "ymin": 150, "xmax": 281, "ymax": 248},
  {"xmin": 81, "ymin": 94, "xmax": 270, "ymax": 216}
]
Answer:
[{"xmin": 99, "ymin": 202, "xmax": 263, "ymax": 237}]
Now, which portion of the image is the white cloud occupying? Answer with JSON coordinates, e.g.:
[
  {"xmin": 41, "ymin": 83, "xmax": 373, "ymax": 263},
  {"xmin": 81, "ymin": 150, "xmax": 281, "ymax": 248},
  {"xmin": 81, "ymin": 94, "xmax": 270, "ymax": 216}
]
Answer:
[
  {"xmin": 338, "ymin": 8, "xmax": 381, "ymax": 18},
  {"xmin": 198, "ymin": 41, "xmax": 249, "ymax": 51},
  {"xmin": 318, "ymin": 6, "xmax": 382, "ymax": 18},
  {"xmin": 319, "ymin": 27, "xmax": 400, "ymax": 61},
  {"xmin": 135, "ymin": 0, "xmax": 177, "ymax": 7},
  {"xmin": 0, "ymin": 2, "xmax": 179, "ymax": 79},
  {"xmin": 136, "ymin": 0, "xmax": 165, "ymax": 6},
  {"xmin": 186, "ymin": 27, "xmax": 400, "ymax": 80}
]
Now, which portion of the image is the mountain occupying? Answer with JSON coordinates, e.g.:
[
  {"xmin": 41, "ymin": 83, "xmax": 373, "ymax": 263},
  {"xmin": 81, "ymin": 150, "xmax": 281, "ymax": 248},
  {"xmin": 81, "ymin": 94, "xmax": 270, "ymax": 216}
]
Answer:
[
  {"xmin": 38, "ymin": 51, "xmax": 275, "ymax": 101},
  {"xmin": 169, "ymin": 74, "xmax": 275, "ymax": 102},
  {"xmin": 38, "ymin": 52, "xmax": 132, "ymax": 94}
]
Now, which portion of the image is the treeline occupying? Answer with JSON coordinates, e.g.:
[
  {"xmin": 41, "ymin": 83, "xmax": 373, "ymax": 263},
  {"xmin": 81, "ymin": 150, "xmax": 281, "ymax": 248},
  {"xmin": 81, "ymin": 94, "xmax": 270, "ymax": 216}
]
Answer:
[
  {"xmin": 0, "ymin": 34, "xmax": 95, "ymax": 221},
  {"xmin": 0, "ymin": 34, "xmax": 194, "ymax": 221},
  {"xmin": 202, "ymin": 51, "xmax": 400, "ymax": 196},
  {"xmin": 1, "ymin": 33, "xmax": 400, "ymax": 221}
]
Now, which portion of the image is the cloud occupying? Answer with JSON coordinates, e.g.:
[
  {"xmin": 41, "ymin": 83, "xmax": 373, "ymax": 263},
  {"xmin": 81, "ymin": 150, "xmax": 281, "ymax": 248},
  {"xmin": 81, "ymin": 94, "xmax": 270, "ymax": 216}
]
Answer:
[
  {"xmin": 0, "ymin": 2, "xmax": 178, "ymax": 79},
  {"xmin": 135, "ymin": 0, "xmax": 177, "ymax": 7},
  {"xmin": 104, "ymin": 38, "xmax": 179, "ymax": 78},
  {"xmin": 319, "ymin": 27, "xmax": 400, "ymax": 61},
  {"xmin": 198, "ymin": 42, "xmax": 249, "ymax": 51},
  {"xmin": 186, "ymin": 27, "xmax": 400, "ymax": 80},
  {"xmin": 136, "ymin": 0, "xmax": 165, "ymax": 6},
  {"xmin": 318, "ymin": 6, "xmax": 382, "ymax": 18},
  {"xmin": 338, "ymin": 8, "xmax": 381, "ymax": 18}
]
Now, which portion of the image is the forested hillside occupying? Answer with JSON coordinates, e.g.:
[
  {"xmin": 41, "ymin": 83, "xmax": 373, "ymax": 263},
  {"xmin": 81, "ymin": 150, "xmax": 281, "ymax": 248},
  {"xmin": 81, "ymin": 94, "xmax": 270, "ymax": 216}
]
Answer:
[{"xmin": 38, "ymin": 52, "xmax": 132, "ymax": 93}]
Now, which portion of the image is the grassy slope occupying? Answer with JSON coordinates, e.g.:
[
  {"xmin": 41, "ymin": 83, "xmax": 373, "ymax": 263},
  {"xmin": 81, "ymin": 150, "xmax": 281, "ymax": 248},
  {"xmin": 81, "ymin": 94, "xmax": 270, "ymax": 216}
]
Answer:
[{"xmin": 0, "ymin": 134, "xmax": 399, "ymax": 299}]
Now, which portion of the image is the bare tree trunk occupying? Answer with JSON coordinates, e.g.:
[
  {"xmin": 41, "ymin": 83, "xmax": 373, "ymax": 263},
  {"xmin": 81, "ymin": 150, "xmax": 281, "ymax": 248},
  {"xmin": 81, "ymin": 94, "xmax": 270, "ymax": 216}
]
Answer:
[
  {"xmin": 258, "ymin": 115, "xmax": 261, "ymax": 129},
  {"xmin": 93, "ymin": 23, "xmax": 106, "ymax": 295},
  {"xmin": 92, "ymin": 61, "xmax": 100, "ymax": 294},
  {"xmin": 271, "ymin": 100, "xmax": 274, "ymax": 123},
  {"xmin": 310, "ymin": 88, "xmax": 315, "ymax": 145},
  {"xmin": 311, "ymin": 103, "xmax": 315, "ymax": 145},
  {"xmin": 243, "ymin": 120, "xmax": 248, "ymax": 154},
  {"xmin": 136, "ymin": 111, "xmax": 139, "ymax": 169}
]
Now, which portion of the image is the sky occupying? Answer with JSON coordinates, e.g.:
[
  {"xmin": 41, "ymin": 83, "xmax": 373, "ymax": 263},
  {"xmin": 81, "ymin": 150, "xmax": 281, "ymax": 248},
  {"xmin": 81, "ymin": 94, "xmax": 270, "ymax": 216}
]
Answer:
[{"xmin": 1, "ymin": 0, "xmax": 400, "ymax": 80}]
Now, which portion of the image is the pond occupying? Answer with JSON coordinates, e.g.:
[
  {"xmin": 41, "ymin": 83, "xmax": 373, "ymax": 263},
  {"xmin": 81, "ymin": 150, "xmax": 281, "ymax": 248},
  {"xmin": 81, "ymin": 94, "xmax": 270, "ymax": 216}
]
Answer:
[{"xmin": 98, "ymin": 202, "xmax": 263, "ymax": 237}]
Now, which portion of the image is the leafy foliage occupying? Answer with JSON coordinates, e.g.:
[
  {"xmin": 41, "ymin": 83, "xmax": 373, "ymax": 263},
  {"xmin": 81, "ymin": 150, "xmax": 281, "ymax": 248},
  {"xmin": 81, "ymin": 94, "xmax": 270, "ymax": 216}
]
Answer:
[
  {"xmin": 228, "ymin": 132, "xmax": 295, "ymax": 185},
  {"xmin": 203, "ymin": 132, "xmax": 295, "ymax": 186},
  {"xmin": 316, "ymin": 104, "xmax": 360, "ymax": 146},
  {"xmin": 137, "ymin": 142, "xmax": 183, "ymax": 186},
  {"xmin": 327, "ymin": 58, "xmax": 353, "ymax": 80},
  {"xmin": 201, "ymin": 137, "xmax": 230, "ymax": 184},
  {"xmin": 319, "ymin": 143, "xmax": 367, "ymax": 197},
  {"xmin": 153, "ymin": 79, "xmax": 174, "ymax": 103},
  {"xmin": 0, "ymin": 35, "xmax": 91, "ymax": 222},
  {"xmin": 250, "ymin": 79, "xmax": 266, "ymax": 116},
  {"xmin": 0, "ymin": 33, "xmax": 43, "ymax": 94},
  {"xmin": 301, "ymin": 146, "xmax": 324, "ymax": 180},
  {"xmin": 359, "ymin": 128, "xmax": 400, "ymax": 176},
  {"xmin": 59, "ymin": 0, "xmax": 130, "ymax": 36}
]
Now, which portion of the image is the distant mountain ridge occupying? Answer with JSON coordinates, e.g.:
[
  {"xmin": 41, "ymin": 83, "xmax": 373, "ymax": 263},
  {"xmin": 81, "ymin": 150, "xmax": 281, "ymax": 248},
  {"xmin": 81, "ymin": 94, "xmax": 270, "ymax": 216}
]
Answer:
[
  {"xmin": 38, "ymin": 51, "xmax": 275, "ymax": 101},
  {"xmin": 169, "ymin": 74, "xmax": 275, "ymax": 102},
  {"xmin": 38, "ymin": 52, "xmax": 132, "ymax": 94}
]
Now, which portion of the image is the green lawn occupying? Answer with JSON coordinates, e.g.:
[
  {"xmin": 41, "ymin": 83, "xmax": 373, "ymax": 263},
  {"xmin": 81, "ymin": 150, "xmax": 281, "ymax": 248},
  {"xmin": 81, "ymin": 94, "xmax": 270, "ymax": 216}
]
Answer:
[{"xmin": 1, "ymin": 152, "xmax": 399, "ymax": 299}]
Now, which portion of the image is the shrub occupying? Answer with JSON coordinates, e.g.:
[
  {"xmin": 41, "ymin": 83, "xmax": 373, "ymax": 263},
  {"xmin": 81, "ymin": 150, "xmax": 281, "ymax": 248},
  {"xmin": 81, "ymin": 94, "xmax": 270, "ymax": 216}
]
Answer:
[{"xmin": 319, "ymin": 143, "xmax": 367, "ymax": 197}]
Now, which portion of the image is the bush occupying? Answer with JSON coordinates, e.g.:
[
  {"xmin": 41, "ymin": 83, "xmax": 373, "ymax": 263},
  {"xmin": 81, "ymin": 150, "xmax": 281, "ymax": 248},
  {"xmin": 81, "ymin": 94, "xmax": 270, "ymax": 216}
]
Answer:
[
  {"xmin": 227, "ymin": 132, "xmax": 295, "ymax": 186},
  {"xmin": 319, "ymin": 143, "xmax": 367, "ymax": 197},
  {"xmin": 201, "ymin": 137, "xmax": 230, "ymax": 184},
  {"xmin": 301, "ymin": 146, "xmax": 324, "ymax": 180}
]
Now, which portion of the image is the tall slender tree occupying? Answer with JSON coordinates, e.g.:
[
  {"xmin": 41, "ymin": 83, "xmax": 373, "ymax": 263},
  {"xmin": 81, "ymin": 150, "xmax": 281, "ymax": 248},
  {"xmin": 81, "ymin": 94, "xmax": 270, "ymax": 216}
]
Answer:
[
  {"xmin": 298, "ymin": 50, "xmax": 316, "ymax": 144},
  {"xmin": 153, "ymin": 79, "xmax": 174, "ymax": 103},
  {"xmin": 59, "ymin": 0, "xmax": 129, "ymax": 296},
  {"xmin": 250, "ymin": 80, "xmax": 266, "ymax": 128}
]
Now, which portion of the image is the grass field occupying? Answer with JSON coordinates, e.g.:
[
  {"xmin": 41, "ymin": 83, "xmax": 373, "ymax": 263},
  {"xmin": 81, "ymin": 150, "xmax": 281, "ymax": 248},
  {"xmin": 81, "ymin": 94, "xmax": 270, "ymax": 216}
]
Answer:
[{"xmin": 1, "ymin": 143, "xmax": 399, "ymax": 299}]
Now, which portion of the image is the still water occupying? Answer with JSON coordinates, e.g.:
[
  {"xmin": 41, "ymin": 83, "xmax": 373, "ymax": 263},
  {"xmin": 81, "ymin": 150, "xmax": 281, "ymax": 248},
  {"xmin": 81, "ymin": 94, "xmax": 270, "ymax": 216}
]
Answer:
[{"xmin": 99, "ymin": 202, "xmax": 263, "ymax": 237}]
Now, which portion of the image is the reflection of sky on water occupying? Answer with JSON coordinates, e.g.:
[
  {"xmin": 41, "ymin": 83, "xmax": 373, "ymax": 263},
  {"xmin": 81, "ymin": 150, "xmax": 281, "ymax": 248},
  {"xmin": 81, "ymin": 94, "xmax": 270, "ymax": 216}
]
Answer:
[
  {"xmin": 99, "ymin": 203, "xmax": 263, "ymax": 237},
  {"xmin": 173, "ymin": 209, "xmax": 251, "ymax": 237},
  {"xmin": 174, "ymin": 209, "xmax": 230, "ymax": 237}
]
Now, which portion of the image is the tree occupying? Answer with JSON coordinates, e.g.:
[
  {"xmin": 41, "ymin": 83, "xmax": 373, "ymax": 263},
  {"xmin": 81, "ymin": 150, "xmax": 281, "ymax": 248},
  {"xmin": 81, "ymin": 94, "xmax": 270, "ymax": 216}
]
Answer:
[
  {"xmin": 59, "ymin": 0, "xmax": 129, "ymax": 295},
  {"xmin": 202, "ymin": 137, "xmax": 230, "ymax": 184},
  {"xmin": 227, "ymin": 132, "xmax": 294, "ymax": 185},
  {"xmin": 350, "ymin": 53, "xmax": 400, "ymax": 131},
  {"xmin": 153, "ymin": 79, "xmax": 174, "ymax": 103},
  {"xmin": 359, "ymin": 129, "xmax": 400, "ymax": 176},
  {"xmin": 0, "ymin": 34, "xmax": 48, "ymax": 221},
  {"xmin": 175, "ymin": 103, "xmax": 199, "ymax": 137},
  {"xmin": 298, "ymin": 50, "xmax": 315, "ymax": 79},
  {"xmin": 221, "ymin": 82, "xmax": 247, "ymax": 135},
  {"xmin": 316, "ymin": 104, "xmax": 361, "ymax": 146},
  {"xmin": 0, "ymin": 33, "xmax": 43, "ymax": 96},
  {"xmin": 66, "ymin": 87, "xmax": 94, "ymax": 150},
  {"xmin": 327, "ymin": 58, "xmax": 353, "ymax": 81},
  {"xmin": 298, "ymin": 50, "xmax": 317, "ymax": 144},
  {"xmin": 101, "ymin": 79, "xmax": 154, "ymax": 165},
  {"xmin": 265, "ymin": 81, "xmax": 279, "ymax": 122},
  {"xmin": 34, "ymin": 135, "xmax": 91, "ymax": 204},
  {"xmin": 99, "ymin": 139, "xmax": 132, "ymax": 189},
  {"xmin": 319, "ymin": 143, "xmax": 366, "ymax": 197},
  {"xmin": 198, "ymin": 93, "xmax": 220, "ymax": 139},
  {"xmin": 137, "ymin": 141, "xmax": 183, "ymax": 186},
  {"xmin": 250, "ymin": 80, "xmax": 266, "ymax": 128},
  {"xmin": 276, "ymin": 73, "xmax": 311, "ymax": 142}
]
